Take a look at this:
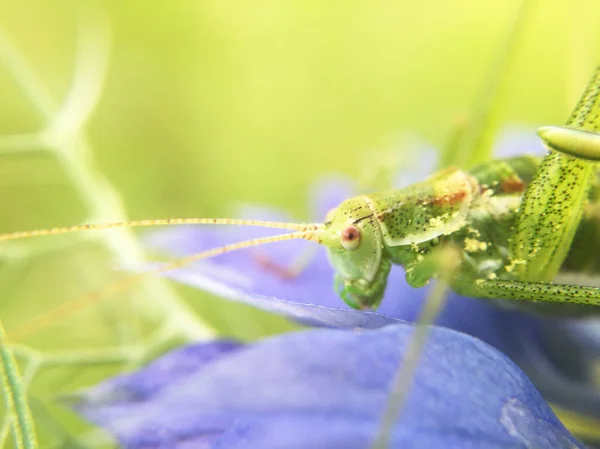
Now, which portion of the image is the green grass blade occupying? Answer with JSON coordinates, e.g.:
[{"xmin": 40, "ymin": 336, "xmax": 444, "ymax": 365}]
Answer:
[
  {"xmin": 370, "ymin": 281, "xmax": 448, "ymax": 449},
  {"xmin": 440, "ymin": 0, "xmax": 533, "ymax": 168},
  {"xmin": 0, "ymin": 319, "xmax": 37, "ymax": 449},
  {"xmin": 566, "ymin": 66, "xmax": 600, "ymax": 131}
]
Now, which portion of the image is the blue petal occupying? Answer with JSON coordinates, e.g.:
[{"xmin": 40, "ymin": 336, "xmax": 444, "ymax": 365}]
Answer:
[
  {"xmin": 74, "ymin": 324, "xmax": 583, "ymax": 449},
  {"xmin": 82, "ymin": 341, "xmax": 242, "ymax": 406}
]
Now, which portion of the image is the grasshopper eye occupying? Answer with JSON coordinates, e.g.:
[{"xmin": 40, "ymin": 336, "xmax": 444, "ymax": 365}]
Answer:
[{"xmin": 340, "ymin": 225, "xmax": 361, "ymax": 251}]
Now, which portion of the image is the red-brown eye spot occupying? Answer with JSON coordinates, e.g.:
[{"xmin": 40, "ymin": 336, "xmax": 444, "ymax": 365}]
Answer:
[{"xmin": 340, "ymin": 225, "xmax": 361, "ymax": 250}]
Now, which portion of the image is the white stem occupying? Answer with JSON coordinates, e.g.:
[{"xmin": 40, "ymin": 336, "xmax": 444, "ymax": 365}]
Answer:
[{"xmin": 0, "ymin": 11, "xmax": 215, "ymax": 341}]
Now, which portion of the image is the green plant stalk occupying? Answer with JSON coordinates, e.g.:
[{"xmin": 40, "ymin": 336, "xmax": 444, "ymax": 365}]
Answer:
[
  {"xmin": 46, "ymin": 131, "xmax": 217, "ymax": 341},
  {"xmin": 440, "ymin": 0, "xmax": 533, "ymax": 169},
  {"xmin": 0, "ymin": 18, "xmax": 216, "ymax": 342},
  {"xmin": 0, "ymin": 320, "xmax": 37, "ymax": 449}
]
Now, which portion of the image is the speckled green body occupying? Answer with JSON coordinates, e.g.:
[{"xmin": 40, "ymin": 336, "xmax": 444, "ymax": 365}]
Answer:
[
  {"xmin": 436, "ymin": 156, "xmax": 600, "ymax": 314},
  {"xmin": 320, "ymin": 156, "xmax": 600, "ymax": 313}
]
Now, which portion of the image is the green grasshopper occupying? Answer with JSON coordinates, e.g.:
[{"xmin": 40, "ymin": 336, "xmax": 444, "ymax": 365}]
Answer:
[
  {"xmin": 3, "ymin": 69, "xmax": 600, "ymax": 332},
  {"xmin": 318, "ymin": 65, "xmax": 600, "ymax": 312}
]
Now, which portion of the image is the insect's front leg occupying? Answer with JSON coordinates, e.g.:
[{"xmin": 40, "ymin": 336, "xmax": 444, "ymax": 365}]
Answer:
[
  {"xmin": 334, "ymin": 259, "xmax": 392, "ymax": 310},
  {"xmin": 453, "ymin": 276, "xmax": 600, "ymax": 311}
]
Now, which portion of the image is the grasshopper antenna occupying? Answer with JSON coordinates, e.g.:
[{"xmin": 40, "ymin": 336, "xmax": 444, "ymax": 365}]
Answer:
[
  {"xmin": 7, "ymin": 229, "xmax": 321, "ymax": 341},
  {"xmin": 0, "ymin": 218, "xmax": 322, "ymax": 242}
]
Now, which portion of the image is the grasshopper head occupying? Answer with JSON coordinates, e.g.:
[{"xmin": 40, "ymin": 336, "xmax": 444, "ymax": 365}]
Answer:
[{"xmin": 315, "ymin": 196, "xmax": 390, "ymax": 310}]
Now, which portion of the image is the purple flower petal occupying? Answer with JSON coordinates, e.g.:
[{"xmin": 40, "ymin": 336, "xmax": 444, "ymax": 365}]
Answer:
[
  {"xmin": 74, "ymin": 324, "xmax": 583, "ymax": 449},
  {"xmin": 81, "ymin": 341, "xmax": 242, "ymax": 405}
]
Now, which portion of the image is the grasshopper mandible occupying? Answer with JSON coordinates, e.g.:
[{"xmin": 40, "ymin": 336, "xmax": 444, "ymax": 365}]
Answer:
[{"xmin": 2, "ymin": 67, "xmax": 600, "ymax": 324}]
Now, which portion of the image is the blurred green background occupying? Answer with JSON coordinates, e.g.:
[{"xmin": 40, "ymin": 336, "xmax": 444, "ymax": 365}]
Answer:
[{"xmin": 0, "ymin": 0, "xmax": 599, "ymax": 447}]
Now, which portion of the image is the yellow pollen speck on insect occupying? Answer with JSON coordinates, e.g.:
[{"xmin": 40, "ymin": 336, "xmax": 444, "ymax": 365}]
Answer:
[
  {"xmin": 467, "ymin": 227, "xmax": 481, "ymax": 237},
  {"xmin": 428, "ymin": 217, "xmax": 445, "ymax": 228},
  {"xmin": 464, "ymin": 238, "xmax": 487, "ymax": 253},
  {"xmin": 504, "ymin": 259, "xmax": 526, "ymax": 273}
]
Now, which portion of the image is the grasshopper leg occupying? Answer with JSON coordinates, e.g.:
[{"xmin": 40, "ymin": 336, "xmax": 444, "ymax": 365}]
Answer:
[
  {"xmin": 537, "ymin": 126, "xmax": 600, "ymax": 161},
  {"xmin": 455, "ymin": 277, "xmax": 600, "ymax": 307}
]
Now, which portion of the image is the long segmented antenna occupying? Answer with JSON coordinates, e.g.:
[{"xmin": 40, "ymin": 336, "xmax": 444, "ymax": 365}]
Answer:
[
  {"xmin": 0, "ymin": 218, "xmax": 323, "ymax": 242},
  {"xmin": 8, "ymin": 230, "xmax": 318, "ymax": 341}
]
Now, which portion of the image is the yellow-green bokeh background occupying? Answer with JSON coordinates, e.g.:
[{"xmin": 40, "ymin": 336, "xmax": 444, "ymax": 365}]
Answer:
[{"xmin": 1, "ymin": 0, "xmax": 600, "ymax": 446}]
